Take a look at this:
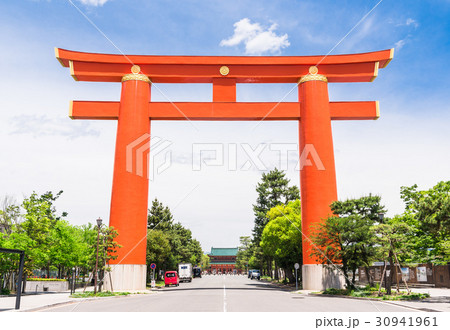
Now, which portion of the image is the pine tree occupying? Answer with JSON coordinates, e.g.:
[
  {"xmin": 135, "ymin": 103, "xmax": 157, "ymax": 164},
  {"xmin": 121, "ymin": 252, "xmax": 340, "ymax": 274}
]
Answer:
[
  {"xmin": 252, "ymin": 168, "xmax": 299, "ymax": 244},
  {"xmin": 147, "ymin": 198, "xmax": 174, "ymax": 231}
]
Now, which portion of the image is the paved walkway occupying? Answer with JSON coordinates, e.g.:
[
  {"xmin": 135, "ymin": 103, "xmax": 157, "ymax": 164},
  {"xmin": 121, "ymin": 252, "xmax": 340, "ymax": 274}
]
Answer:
[
  {"xmin": 1, "ymin": 284, "xmax": 449, "ymax": 312},
  {"xmin": 0, "ymin": 292, "xmax": 78, "ymax": 312}
]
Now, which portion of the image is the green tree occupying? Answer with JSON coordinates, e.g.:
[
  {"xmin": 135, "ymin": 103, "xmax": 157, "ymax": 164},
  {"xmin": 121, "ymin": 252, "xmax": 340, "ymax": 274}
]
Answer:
[
  {"xmin": 200, "ymin": 254, "xmax": 210, "ymax": 270},
  {"xmin": 400, "ymin": 181, "xmax": 450, "ymax": 263},
  {"xmin": 236, "ymin": 236, "xmax": 252, "ymax": 272},
  {"xmin": 146, "ymin": 199, "xmax": 203, "ymax": 272},
  {"xmin": 147, "ymin": 230, "xmax": 171, "ymax": 279},
  {"xmin": 148, "ymin": 198, "xmax": 174, "ymax": 231},
  {"xmin": 19, "ymin": 191, "xmax": 68, "ymax": 277},
  {"xmin": 248, "ymin": 245, "xmax": 264, "ymax": 271},
  {"xmin": 260, "ymin": 200, "xmax": 302, "ymax": 283},
  {"xmin": 310, "ymin": 195, "xmax": 385, "ymax": 289},
  {"xmin": 0, "ymin": 196, "xmax": 21, "ymax": 235},
  {"xmin": 371, "ymin": 215, "xmax": 415, "ymax": 295},
  {"xmin": 252, "ymin": 168, "xmax": 300, "ymax": 244}
]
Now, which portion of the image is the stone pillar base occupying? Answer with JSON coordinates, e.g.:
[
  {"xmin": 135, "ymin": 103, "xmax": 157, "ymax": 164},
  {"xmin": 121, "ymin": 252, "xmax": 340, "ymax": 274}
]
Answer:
[
  {"xmin": 302, "ymin": 264, "xmax": 345, "ymax": 290},
  {"xmin": 103, "ymin": 264, "xmax": 147, "ymax": 291}
]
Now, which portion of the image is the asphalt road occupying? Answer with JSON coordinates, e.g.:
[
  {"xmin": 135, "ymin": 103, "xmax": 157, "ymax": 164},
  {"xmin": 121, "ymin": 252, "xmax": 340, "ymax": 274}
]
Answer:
[{"xmin": 42, "ymin": 275, "xmax": 417, "ymax": 312}]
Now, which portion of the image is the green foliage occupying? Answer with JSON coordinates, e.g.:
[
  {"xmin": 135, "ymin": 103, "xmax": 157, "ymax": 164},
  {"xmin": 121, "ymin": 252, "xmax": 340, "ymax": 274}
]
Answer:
[
  {"xmin": 322, "ymin": 288, "xmax": 348, "ymax": 295},
  {"xmin": 0, "ymin": 196, "xmax": 21, "ymax": 235},
  {"xmin": 1, "ymin": 288, "xmax": 11, "ymax": 295},
  {"xmin": 310, "ymin": 195, "xmax": 385, "ymax": 289},
  {"xmin": 236, "ymin": 236, "xmax": 252, "ymax": 271},
  {"xmin": 147, "ymin": 230, "xmax": 171, "ymax": 271},
  {"xmin": 260, "ymin": 200, "xmax": 302, "ymax": 281},
  {"xmin": 248, "ymin": 245, "xmax": 264, "ymax": 270},
  {"xmin": 252, "ymin": 168, "xmax": 299, "ymax": 244},
  {"xmin": 27, "ymin": 278, "xmax": 68, "ymax": 282},
  {"xmin": 146, "ymin": 199, "xmax": 203, "ymax": 276},
  {"xmin": 147, "ymin": 198, "xmax": 174, "ymax": 231},
  {"xmin": 321, "ymin": 288, "xmax": 429, "ymax": 301},
  {"xmin": 400, "ymin": 181, "xmax": 450, "ymax": 263},
  {"xmin": 0, "ymin": 191, "xmax": 121, "ymax": 292},
  {"xmin": 371, "ymin": 215, "xmax": 415, "ymax": 263},
  {"xmin": 381, "ymin": 293, "xmax": 430, "ymax": 301},
  {"xmin": 200, "ymin": 254, "xmax": 210, "ymax": 269},
  {"xmin": 71, "ymin": 291, "xmax": 130, "ymax": 298}
]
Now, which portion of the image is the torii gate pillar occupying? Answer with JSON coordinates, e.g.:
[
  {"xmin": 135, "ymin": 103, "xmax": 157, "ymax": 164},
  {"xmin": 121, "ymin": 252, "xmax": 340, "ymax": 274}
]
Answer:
[
  {"xmin": 298, "ymin": 71, "xmax": 344, "ymax": 289},
  {"xmin": 104, "ymin": 70, "xmax": 152, "ymax": 291}
]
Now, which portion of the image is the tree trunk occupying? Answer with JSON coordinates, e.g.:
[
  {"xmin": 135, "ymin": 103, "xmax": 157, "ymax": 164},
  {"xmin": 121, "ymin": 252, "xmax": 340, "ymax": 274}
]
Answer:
[
  {"xmin": 266, "ymin": 258, "xmax": 272, "ymax": 278},
  {"xmin": 351, "ymin": 266, "xmax": 356, "ymax": 285},
  {"xmin": 285, "ymin": 267, "xmax": 295, "ymax": 283},
  {"xmin": 99, "ymin": 269, "xmax": 104, "ymax": 292},
  {"xmin": 342, "ymin": 260, "xmax": 352, "ymax": 289},
  {"xmin": 274, "ymin": 260, "xmax": 279, "ymax": 280},
  {"xmin": 365, "ymin": 266, "xmax": 374, "ymax": 287},
  {"xmin": 386, "ymin": 251, "xmax": 394, "ymax": 295}
]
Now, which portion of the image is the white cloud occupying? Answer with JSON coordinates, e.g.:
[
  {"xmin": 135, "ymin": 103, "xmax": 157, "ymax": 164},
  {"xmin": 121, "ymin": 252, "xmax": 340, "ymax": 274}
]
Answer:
[
  {"xmin": 77, "ymin": 0, "xmax": 109, "ymax": 6},
  {"xmin": 394, "ymin": 39, "xmax": 406, "ymax": 50},
  {"xmin": 9, "ymin": 115, "xmax": 100, "ymax": 139},
  {"xmin": 405, "ymin": 18, "xmax": 419, "ymax": 28},
  {"xmin": 220, "ymin": 18, "xmax": 290, "ymax": 55}
]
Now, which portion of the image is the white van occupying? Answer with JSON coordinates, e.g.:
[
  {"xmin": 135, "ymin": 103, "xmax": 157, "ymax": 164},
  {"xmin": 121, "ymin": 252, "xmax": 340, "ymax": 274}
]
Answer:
[{"xmin": 178, "ymin": 263, "xmax": 193, "ymax": 282}]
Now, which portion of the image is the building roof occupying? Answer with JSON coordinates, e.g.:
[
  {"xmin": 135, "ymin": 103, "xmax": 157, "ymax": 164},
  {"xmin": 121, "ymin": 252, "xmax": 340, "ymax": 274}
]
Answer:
[
  {"xmin": 209, "ymin": 261, "xmax": 236, "ymax": 265},
  {"xmin": 209, "ymin": 247, "xmax": 238, "ymax": 256}
]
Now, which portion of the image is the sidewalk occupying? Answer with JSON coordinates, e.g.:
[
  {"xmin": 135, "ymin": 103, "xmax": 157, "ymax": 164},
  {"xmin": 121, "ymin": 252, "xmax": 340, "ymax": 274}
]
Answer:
[
  {"xmin": 0, "ymin": 287, "xmax": 154, "ymax": 312},
  {"xmin": 297, "ymin": 287, "xmax": 450, "ymax": 312},
  {"xmin": 0, "ymin": 291, "xmax": 77, "ymax": 312}
]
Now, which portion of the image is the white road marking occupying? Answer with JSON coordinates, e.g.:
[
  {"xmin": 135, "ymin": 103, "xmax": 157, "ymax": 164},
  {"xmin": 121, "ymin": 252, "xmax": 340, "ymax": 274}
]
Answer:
[{"xmin": 223, "ymin": 283, "xmax": 227, "ymax": 312}]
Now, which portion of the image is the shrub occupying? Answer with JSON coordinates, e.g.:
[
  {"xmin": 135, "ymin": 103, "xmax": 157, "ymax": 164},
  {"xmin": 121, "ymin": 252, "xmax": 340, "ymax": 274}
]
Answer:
[
  {"xmin": 323, "ymin": 288, "xmax": 348, "ymax": 295},
  {"xmin": 1, "ymin": 288, "xmax": 11, "ymax": 295},
  {"xmin": 27, "ymin": 278, "xmax": 68, "ymax": 282}
]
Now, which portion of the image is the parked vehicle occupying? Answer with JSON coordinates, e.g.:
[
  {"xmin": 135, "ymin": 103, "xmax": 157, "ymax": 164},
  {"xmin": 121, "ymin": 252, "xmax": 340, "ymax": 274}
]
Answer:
[
  {"xmin": 250, "ymin": 270, "xmax": 261, "ymax": 280},
  {"xmin": 178, "ymin": 263, "xmax": 193, "ymax": 282},
  {"xmin": 193, "ymin": 267, "xmax": 202, "ymax": 278},
  {"xmin": 248, "ymin": 269, "xmax": 258, "ymax": 278},
  {"xmin": 164, "ymin": 271, "xmax": 179, "ymax": 287}
]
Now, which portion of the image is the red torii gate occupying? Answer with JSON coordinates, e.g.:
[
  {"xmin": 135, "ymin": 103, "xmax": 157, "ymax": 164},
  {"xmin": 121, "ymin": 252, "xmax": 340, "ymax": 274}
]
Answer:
[{"xmin": 56, "ymin": 48, "xmax": 393, "ymax": 290}]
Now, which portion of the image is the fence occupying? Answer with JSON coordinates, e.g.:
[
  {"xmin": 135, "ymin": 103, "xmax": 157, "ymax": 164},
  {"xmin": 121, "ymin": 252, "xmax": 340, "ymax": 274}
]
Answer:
[{"xmin": 357, "ymin": 264, "xmax": 450, "ymax": 288}]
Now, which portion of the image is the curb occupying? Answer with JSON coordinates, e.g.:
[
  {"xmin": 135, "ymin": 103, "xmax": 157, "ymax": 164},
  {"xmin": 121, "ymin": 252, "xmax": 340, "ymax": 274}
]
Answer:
[{"xmin": 307, "ymin": 293, "xmax": 441, "ymax": 311}]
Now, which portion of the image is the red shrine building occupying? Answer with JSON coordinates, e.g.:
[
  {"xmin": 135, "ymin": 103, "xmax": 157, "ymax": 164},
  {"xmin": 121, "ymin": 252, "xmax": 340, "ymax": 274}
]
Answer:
[{"xmin": 208, "ymin": 248, "xmax": 239, "ymax": 274}]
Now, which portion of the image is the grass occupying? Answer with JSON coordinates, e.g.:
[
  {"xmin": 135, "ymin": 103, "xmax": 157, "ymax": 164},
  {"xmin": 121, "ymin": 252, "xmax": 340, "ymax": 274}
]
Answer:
[
  {"xmin": 260, "ymin": 275, "xmax": 272, "ymax": 281},
  {"xmin": 320, "ymin": 287, "xmax": 430, "ymax": 301},
  {"xmin": 70, "ymin": 291, "xmax": 131, "ymax": 298},
  {"xmin": 147, "ymin": 280, "xmax": 165, "ymax": 288},
  {"xmin": 27, "ymin": 278, "xmax": 68, "ymax": 282}
]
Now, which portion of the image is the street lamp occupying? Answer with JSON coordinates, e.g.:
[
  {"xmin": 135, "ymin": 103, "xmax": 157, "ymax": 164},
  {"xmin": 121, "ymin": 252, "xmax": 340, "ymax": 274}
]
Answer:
[
  {"xmin": 377, "ymin": 212, "xmax": 387, "ymax": 290},
  {"xmin": 94, "ymin": 217, "xmax": 102, "ymax": 294}
]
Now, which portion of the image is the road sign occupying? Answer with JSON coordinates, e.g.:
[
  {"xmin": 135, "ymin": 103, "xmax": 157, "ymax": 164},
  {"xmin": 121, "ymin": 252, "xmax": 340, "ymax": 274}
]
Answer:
[
  {"xmin": 150, "ymin": 263, "xmax": 156, "ymax": 269},
  {"xmin": 294, "ymin": 263, "xmax": 300, "ymax": 291}
]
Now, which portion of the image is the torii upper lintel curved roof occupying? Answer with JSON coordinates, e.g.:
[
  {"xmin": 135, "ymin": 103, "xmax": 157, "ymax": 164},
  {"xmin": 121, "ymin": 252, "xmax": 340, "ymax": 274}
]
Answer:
[{"xmin": 55, "ymin": 48, "xmax": 394, "ymax": 84}]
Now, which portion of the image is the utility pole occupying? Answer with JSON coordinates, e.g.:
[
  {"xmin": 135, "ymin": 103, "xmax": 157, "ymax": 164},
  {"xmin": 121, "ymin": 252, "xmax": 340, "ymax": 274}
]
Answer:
[{"xmin": 94, "ymin": 217, "xmax": 102, "ymax": 294}]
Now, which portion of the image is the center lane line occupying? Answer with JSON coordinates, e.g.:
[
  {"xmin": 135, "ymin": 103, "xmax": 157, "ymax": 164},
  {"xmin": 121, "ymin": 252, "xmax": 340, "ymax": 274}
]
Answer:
[{"xmin": 223, "ymin": 281, "xmax": 227, "ymax": 312}]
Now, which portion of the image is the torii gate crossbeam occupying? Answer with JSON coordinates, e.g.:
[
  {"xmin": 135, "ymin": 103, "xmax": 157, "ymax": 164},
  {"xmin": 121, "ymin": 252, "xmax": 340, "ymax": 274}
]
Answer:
[{"xmin": 56, "ymin": 48, "xmax": 393, "ymax": 291}]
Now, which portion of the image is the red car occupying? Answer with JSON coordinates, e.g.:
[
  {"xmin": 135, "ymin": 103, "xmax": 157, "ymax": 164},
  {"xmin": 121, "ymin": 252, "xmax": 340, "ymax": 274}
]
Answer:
[{"xmin": 164, "ymin": 271, "xmax": 179, "ymax": 287}]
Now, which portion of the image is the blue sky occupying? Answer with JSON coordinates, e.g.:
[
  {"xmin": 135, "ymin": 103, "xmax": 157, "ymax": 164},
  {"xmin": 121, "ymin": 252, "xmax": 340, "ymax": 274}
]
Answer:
[{"xmin": 0, "ymin": 0, "xmax": 449, "ymax": 251}]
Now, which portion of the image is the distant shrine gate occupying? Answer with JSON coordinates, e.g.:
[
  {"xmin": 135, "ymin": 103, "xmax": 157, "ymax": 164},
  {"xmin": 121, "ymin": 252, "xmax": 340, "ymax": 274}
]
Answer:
[{"xmin": 55, "ymin": 48, "xmax": 393, "ymax": 290}]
